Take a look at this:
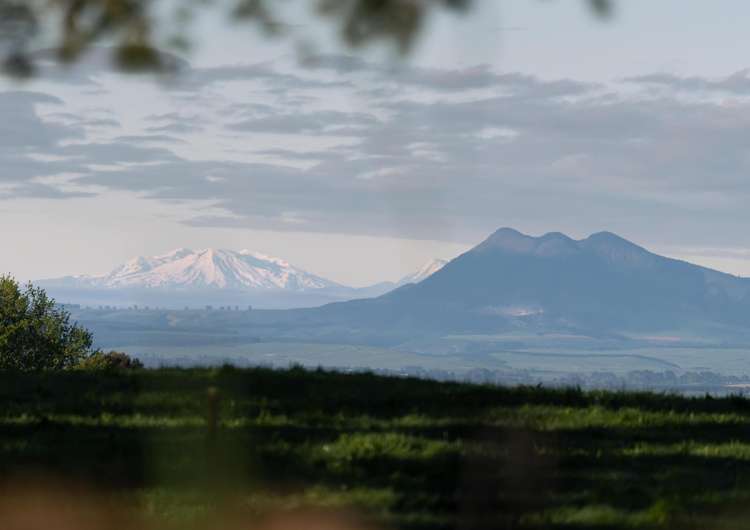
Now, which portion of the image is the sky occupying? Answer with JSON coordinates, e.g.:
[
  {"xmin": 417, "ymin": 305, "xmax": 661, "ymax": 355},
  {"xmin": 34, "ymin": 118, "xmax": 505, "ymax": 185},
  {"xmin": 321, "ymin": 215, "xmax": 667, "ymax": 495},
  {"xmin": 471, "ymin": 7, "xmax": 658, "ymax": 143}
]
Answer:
[{"xmin": 3, "ymin": 0, "xmax": 750, "ymax": 286}]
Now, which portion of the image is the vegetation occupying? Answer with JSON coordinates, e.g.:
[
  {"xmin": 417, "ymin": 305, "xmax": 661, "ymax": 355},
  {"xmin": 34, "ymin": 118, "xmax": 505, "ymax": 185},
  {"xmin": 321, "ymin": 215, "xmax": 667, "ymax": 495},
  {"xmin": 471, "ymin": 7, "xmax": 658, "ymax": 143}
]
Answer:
[
  {"xmin": 0, "ymin": 0, "xmax": 612, "ymax": 78},
  {"xmin": 3, "ymin": 365, "xmax": 750, "ymax": 529},
  {"xmin": 0, "ymin": 275, "xmax": 94, "ymax": 370},
  {"xmin": 76, "ymin": 350, "xmax": 144, "ymax": 371}
]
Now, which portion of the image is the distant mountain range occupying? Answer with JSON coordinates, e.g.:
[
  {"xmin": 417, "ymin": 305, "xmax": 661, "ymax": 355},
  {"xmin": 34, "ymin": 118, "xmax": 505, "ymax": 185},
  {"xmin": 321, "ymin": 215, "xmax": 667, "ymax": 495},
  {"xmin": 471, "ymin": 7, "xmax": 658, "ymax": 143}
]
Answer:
[
  {"xmin": 248, "ymin": 227, "xmax": 750, "ymax": 343},
  {"xmin": 63, "ymin": 228, "xmax": 750, "ymax": 376},
  {"xmin": 51, "ymin": 248, "xmax": 343, "ymax": 291},
  {"xmin": 42, "ymin": 230, "xmax": 750, "ymax": 332},
  {"xmin": 38, "ymin": 248, "xmax": 448, "ymax": 309}
]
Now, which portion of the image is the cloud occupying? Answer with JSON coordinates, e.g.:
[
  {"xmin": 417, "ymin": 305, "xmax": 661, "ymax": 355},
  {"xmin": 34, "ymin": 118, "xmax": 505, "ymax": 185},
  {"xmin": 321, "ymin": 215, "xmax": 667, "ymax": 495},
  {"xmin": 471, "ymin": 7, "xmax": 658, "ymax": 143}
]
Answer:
[
  {"xmin": 145, "ymin": 122, "xmax": 203, "ymax": 134},
  {"xmin": 0, "ymin": 92, "xmax": 88, "ymax": 197},
  {"xmin": 624, "ymin": 69, "xmax": 750, "ymax": 95},
  {"xmin": 0, "ymin": 92, "xmax": 186, "ymax": 198},
  {"xmin": 227, "ymin": 110, "xmax": 379, "ymax": 135},
  {"xmin": 7, "ymin": 59, "xmax": 750, "ymax": 248},
  {"xmin": 45, "ymin": 112, "xmax": 120, "ymax": 129},
  {"xmin": 113, "ymin": 134, "xmax": 187, "ymax": 145},
  {"xmin": 304, "ymin": 54, "xmax": 596, "ymax": 95},
  {"xmin": 0, "ymin": 92, "xmax": 78, "ymax": 152},
  {"xmin": 143, "ymin": 112, "xmax": 205, "ymax": 134},
  {"xmin": 0, "ymin": 182, "xmax": 96, "ymax": 200},
  {"xmin": 170, "ymin": 62, "xmax": 354, "ymax": 91},
  {"xmin": 25, "ymin": 47, "xmax": 188, "ymax": 86},
  {"xmin": 58, "ymin": 142, "xmax": 181, "ymax": 165}
]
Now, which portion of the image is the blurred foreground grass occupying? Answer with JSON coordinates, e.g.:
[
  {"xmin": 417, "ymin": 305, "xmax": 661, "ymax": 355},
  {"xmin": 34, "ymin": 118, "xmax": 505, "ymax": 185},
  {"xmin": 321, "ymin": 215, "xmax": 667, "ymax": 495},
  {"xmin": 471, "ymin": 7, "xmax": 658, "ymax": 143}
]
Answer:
[{"xmin": 3, "ymin": 366, "xmax": 750, "ymax": 529}]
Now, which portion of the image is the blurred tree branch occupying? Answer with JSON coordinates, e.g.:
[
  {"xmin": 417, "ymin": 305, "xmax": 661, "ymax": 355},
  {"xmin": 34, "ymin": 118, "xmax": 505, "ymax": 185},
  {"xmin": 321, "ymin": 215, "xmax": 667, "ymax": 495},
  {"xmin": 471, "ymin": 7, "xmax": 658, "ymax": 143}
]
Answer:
[{"xmin": 0, "ymin": 0, "xmax": 613, "ymax": 78}]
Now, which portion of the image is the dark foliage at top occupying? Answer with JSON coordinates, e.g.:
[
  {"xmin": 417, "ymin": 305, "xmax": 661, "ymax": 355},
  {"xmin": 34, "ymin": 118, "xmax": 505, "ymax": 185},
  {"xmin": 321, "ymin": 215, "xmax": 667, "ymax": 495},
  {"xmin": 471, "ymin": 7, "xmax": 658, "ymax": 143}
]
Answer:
[{"xmin": 0, "ymin": 0, "xmax": 612, "ymax": 78}]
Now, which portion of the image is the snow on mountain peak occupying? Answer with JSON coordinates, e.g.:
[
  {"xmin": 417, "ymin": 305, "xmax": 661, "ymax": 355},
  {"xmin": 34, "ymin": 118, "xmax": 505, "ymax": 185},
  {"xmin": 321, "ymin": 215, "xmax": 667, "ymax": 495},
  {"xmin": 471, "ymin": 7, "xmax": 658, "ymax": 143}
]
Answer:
[
  {"xmin": 87, "ymin": 248, "xmax": 341, "ymax": 291},
  {"xmin": 239, "ymin": 250, "xmax": 290, "ymax": 267},
  {"xmin": 398, "ymin": 258, "xmax": 449, "ymax": 285}
]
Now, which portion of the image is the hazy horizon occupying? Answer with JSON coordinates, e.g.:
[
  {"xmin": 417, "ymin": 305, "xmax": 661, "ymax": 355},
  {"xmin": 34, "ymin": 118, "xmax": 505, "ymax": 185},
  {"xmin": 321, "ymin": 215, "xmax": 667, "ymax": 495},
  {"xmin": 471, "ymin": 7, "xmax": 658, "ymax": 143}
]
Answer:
[{"xmin": 23, "ymin": 227, "xmax": 750, "ymax": 291}]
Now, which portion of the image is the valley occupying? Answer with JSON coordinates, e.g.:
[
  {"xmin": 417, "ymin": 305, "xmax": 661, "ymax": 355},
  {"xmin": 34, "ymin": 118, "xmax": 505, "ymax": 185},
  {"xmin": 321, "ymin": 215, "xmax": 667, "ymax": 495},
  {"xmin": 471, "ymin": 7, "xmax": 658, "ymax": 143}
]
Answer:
[{"xmin": 46, "ymin": 227, "xmax": 750, "ymax": 392}]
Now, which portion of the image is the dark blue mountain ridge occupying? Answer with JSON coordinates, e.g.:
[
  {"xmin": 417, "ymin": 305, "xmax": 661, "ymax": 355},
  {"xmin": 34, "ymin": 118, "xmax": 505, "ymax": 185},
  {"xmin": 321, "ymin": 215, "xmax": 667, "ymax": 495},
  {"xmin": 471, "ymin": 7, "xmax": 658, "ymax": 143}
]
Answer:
[{"xmin": 275, "ymin": 227, "xmax": 750, "ymax": 341}]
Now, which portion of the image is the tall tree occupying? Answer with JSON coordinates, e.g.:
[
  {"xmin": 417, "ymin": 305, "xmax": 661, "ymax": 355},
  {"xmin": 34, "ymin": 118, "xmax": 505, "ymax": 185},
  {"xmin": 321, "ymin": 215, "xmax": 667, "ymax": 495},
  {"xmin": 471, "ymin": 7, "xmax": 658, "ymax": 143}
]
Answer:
[{"xmin": 0, "ymin": 275, "xmax": 94, "ymax": 370}]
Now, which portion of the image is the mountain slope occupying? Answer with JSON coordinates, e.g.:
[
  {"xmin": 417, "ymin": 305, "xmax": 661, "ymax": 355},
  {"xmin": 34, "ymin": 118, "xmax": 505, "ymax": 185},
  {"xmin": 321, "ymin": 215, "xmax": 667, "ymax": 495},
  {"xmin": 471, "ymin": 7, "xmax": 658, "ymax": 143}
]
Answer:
[
  {"xmin": 274, "ymin": 228, "xmax": 750, "ymax": 341},
  {"xmin": 397, "ymin": 258, "xmax": 448, "ymax": 286},
  {"xmin": 354, "ymin": 258, "xmax": 449, "ymax": 298}
]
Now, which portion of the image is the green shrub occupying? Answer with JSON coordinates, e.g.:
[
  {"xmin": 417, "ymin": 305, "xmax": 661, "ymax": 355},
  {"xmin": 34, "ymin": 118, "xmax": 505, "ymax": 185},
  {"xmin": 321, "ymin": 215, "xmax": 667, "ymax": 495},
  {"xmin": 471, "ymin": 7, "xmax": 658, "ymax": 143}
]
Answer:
[
  {"xmin": 0, "ymin": 275, "xmax": 94, "ymax": 370},
  {"xmin": 77, "ymin": 350, "xmax": 144, "ymax": 371}
]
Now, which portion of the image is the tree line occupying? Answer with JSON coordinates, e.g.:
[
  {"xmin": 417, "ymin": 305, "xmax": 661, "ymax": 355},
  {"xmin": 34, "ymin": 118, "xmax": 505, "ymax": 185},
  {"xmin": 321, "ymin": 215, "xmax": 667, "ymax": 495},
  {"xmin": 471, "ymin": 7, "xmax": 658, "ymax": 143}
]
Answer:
[{"xmin": 0, "ymin": 275, "xmax": 141, "ymax": 370}]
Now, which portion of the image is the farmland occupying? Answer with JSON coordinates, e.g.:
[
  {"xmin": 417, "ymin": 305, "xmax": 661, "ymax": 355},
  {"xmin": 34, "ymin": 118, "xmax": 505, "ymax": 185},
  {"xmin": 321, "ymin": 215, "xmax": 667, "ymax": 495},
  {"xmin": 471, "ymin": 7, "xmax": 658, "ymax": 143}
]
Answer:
[{"xmin": 3, "ymin": 367, "xmax": 750, "ymax": 529}]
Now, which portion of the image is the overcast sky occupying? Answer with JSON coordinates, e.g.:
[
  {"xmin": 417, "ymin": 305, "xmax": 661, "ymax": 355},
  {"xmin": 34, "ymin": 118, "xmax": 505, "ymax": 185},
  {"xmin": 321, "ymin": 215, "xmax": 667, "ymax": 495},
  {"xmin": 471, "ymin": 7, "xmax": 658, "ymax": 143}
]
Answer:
[{"xmin": 3, "ymin": 1, "xmax": 750, "ymax": 286}]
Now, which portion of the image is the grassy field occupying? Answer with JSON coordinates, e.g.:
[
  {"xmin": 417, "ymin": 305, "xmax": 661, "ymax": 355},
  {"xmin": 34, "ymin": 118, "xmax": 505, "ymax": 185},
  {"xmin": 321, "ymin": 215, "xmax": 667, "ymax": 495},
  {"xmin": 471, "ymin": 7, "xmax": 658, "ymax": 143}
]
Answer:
[{"xmin": 4, "ymin": 367, "xmax": 750, "ymax": 529}]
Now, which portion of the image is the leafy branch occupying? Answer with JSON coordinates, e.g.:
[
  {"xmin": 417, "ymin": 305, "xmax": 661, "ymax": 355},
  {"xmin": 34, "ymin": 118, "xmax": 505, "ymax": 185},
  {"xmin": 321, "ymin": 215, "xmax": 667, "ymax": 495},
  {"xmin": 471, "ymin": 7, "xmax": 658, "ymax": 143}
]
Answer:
[{"xmin": 0, "ymin": 0, "xmax": 613, "ymax": 78}]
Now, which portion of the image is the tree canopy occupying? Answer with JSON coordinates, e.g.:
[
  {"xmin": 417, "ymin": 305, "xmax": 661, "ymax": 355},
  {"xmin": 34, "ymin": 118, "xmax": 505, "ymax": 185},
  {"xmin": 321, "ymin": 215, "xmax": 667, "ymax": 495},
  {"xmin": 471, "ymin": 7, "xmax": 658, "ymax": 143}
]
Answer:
[
  {"xmin": 0, "ymin": 0, "xmax": 613, "ymax": 78},
  {"xmin": 0, "ymin": 275, "xmax": 94, "ymax": 370},
  {"xmin": 77, "ymin": 350, "xmax": 144, "ymax": 371}
]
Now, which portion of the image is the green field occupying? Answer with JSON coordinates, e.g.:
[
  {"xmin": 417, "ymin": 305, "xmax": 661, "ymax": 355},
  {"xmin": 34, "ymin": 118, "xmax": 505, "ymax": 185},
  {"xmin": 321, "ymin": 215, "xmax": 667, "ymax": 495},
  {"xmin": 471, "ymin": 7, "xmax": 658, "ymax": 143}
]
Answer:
[{"xmin": 4, "ymin": 367, "xmax": 750, "ymax": 529}]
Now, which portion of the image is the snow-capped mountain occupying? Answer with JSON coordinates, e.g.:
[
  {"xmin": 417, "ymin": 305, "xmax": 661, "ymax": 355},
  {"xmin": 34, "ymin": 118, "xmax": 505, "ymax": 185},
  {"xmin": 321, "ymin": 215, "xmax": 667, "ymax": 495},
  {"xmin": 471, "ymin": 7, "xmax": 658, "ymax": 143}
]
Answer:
[
  {"xmin": 397, "ymin": 259, "xmax": 448, "ymax": 286},
  {"xmin": 354, "ymin": 258, "xmax": 449, "ymax": 298},
  {"xmin": 37, "ymin": 250, "xmax": 456, "ymax": 309},
  {"xmin": 57, "ymin": 248, "xmax": 343, "ymax": 291}
]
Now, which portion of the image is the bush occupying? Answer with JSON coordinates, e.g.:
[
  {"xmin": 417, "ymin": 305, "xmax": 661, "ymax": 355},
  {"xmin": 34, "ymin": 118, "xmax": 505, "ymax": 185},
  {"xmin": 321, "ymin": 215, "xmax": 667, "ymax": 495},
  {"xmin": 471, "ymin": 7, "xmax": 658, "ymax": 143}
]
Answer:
[
  {"xmin": 0, "ymin": 275, "xmax": 94, "ymax": 370},
  {"xmin": 77, "ymin": 351, "xmax": 144, "ymax": 371}
]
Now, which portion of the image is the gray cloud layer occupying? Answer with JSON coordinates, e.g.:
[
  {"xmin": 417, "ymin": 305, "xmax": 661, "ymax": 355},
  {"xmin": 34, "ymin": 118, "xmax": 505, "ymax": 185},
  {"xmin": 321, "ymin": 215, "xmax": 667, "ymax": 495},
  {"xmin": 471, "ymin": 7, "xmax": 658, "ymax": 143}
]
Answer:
[
  {"xmin": 4, "ymin": 58, "xmax": 750, "ymax": 246},
  {"xmin": 625, "ymin": 70, "xmax": 750, "ymax": 94}
]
